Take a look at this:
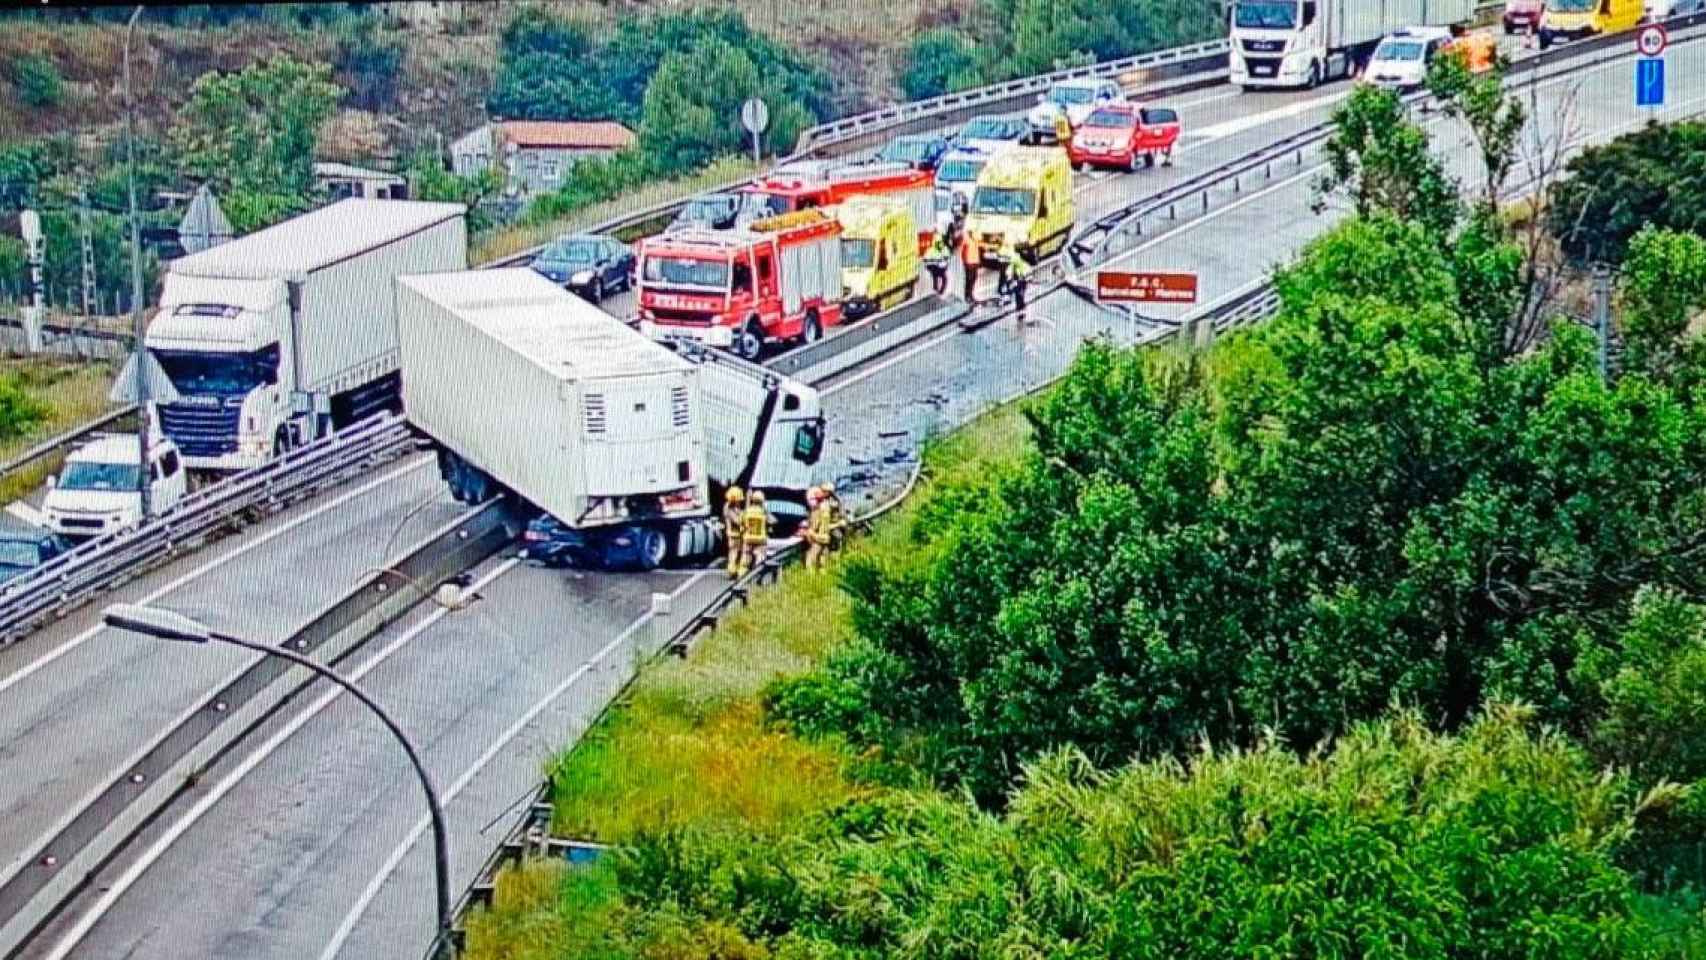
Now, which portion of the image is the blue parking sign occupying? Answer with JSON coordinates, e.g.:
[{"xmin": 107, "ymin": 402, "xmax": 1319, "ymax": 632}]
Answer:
[{"xmin": 1637, "ymin": 58, "xmax": 1666, "ymax": 108}]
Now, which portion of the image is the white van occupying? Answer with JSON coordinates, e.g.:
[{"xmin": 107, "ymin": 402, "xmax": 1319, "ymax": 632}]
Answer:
[
  {"xmin": 41, "ymin": 435, "xmax": 188, "ymax": 539},
  {"xmin": 1364, "ymin": 26, "xmax": 1455, "ymax": 92}
]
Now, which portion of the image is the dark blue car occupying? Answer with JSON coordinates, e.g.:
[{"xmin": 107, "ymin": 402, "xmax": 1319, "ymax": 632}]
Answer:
[
  {"xmin": 530, "ymin": 234, "xmax": 635, "ymax": 303},
  {"xmin": 0, "ymin": 514, "xmax": 68, "ymax": 586},
  {"xmin": 876, "ymin": 134, "xmax": 952, "ymax": 171}
]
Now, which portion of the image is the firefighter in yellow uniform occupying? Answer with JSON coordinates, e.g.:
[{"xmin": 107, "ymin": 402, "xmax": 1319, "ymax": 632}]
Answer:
[
  {"xmin": 737, "ymin": 489, "xmax": 771, "ymax": 577},
  {"xmin": 1053, "ymin": 111, "xmax": 1072, "ymax": 146},
  {"xmin": 819, "ymin": 483, "xmax": 846, "ymax": 553},
  {"xmin": 722, "ymin": 487, "xmax": 745, "ymax": 578},
  {"xmin": 804, "ymin": 487, "xmax": 835, "ymax": 571}
]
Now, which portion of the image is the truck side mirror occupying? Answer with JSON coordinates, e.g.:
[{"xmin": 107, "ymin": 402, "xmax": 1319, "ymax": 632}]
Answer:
[{"xmin": 792, "ymin": 420, "xmax": 823, "ymax": 465}]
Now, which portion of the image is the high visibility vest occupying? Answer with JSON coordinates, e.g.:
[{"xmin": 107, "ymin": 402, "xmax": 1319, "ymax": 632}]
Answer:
[
  {"xmin": 808, "ymin": 503, "xmax": 834, "ymax": 542},
  {"xmin": 1008, "ymin": 251, "xmax": 1030, "ymax": 278},
  {"xmin": 960, "ymin": 235, "xmax": 981, "ymax": 266},
  {"xmin": 742, "ymin": 505, "xmax": 769, "ymax": 544},
  {"xmin": 1054, "ymin": 114, "xmax": 1071, "ymax": 141},
  {"xmin": 928, "ymin": 235, "xmax": 950, "ymax": 260},
  {"xmin": 723, "ymin": 504, "xmax": 744, "ymax": 533}
]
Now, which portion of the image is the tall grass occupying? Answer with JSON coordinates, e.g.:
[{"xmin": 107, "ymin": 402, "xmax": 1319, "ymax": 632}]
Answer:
[{"xmin": 0, "ymin": 358, "xmax": 121, "ymax": 505}]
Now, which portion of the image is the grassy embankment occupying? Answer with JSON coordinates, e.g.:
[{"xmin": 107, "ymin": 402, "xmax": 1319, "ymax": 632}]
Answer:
[
  {"xmin": 0, "ymin": 358, "xmax": 119, "ymax": 505},
  {"xmin": 460, "ymin": 402, "xmax": 1032, "ymax": 959}
]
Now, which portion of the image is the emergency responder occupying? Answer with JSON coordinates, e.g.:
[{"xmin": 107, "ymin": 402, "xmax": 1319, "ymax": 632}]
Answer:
[
  {"xmin": 1053, "ymin": 111, "xmax": 1071, "ymax": 146},
  {"xmin": 924, "ymin": 230, "xmax": 951, "ymax": 295},
  {"xmin": 819, "ymin": 483, "xmax": 846, "ymax": 553},
  {"xmin": 959, "ymin": 231, "xmax": 981, "ymax": 302},
  {"xmin": 1005, "ymin": 243, "xmax": 1031, "ymax": 323},
  {"xmin": 738, "ymin": 489, "xmax": 771, "ymax": 577},
  {"xmin": 804, "ymin": 486, "xmax": 833, "ymax": 571},
  {"xmin": 722, "ymin": 487, "xmax": 745, "ymax": 578}
]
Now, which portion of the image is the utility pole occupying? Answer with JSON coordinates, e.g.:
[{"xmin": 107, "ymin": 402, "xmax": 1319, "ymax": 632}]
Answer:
[
  {"xmin": 1592, "ymin": 261, "xmax": 1612, "ymax": 382},
  {"xmin": 78, "ymin": 187, "xmax": 96, "ymax": 322},
  {"xmin": 125, "ymin": 4, "xmax": 150, "ymax": 521}
]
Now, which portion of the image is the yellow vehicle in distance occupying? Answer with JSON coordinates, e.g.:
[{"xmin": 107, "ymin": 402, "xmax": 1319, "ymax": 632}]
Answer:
[
  {"xmin": 964, "ymin": 146, "xmax": 1074, "ymax": 267},
  {"xmin": 1539, "ymin": 0, "xmax": 1643, "ymax": 47},
  {"xmin": 835, "ymin": 196, "xmax": 920, "ymax": 319}
]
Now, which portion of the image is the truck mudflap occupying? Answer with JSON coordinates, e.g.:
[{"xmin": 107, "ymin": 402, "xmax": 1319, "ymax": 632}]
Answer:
[{"xmin": 522, "ymin": 514, "xmax": 720, "ymax": 572}]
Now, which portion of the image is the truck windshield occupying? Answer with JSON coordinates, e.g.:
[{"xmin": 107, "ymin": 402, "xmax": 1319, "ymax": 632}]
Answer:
[
  {"xmin": 1375, "ymin": 40, "xmax": 1427, "ymax": 61},
  {"xmin": 0, "ymin": 540, "xmax": 41, "ymax": 568},
  {"xmin": 842, "ymin": 239, "xmax": 876, "ymax": 269},
  {"xmin": 1235, "ymin": 1, "xmax": 1298, "ymax": 28},
  {"xmin": 154, "ymin": 344, "xmax": 279, "ymax": 396},
  {"xmin": 643, "ymin": 256, "xmax": 729, "ymax": 290},
  {"xmin": 1085, "ymin": 109, "xmax": 1136, "ymax": 128},
  {"xmin": 740, "ymin": 193, "xmax": 794, "ymax": 220},
  {"xmin": 937, "ymin": 158, "xmax": 986, "ymax": 183},
  {"xmin": 59, "ymin": 461, "xmax": 141, "ymax": 492},
  {"xmin": 972, "ymin": 187, "xmax": 1038, "ymax": 216}
]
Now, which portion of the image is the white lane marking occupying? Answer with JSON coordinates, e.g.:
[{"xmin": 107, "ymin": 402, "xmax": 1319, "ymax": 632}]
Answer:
[
  {"xmin": 0, "ymin": 454, "xmax": 430, "ymax": 696},
  {"xmin": 37, "ymin": 557, "xmax": 525, "ymax": 960},
  {"xmin": 1190, "ymin": 88, "xmax": 1350, "ymax": 142},
  {"xmin": 316, "ymin": 570, "xmax": 712, "ymax": 960},
  {"xmin": 824, "ymin": 324, "xmax": 961, "ymax": 396}
]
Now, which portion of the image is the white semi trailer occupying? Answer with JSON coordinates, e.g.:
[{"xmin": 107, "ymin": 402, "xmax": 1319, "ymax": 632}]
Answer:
[
  {"xmin": 1228, "ymin": 0, "xmax": 1477, "ymax": 89},
  {"xmin": 395, "ymin": 268, "xmax": 826, "ymax": 570},
  {"xmin": 141, "ymin": 199, "xmax": 467, "ymax": 472}
]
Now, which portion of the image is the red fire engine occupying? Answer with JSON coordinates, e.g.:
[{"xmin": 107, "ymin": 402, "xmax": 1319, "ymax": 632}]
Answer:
[
  {"xmin": 636, "ymin": 210, "xmax": 845, "ymax": 361},
  {"xmin": 739, "ymin": 161, "xmax": 937, "ymax": 254}
]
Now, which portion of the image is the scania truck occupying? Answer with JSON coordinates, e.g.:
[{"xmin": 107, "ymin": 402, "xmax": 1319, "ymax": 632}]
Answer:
[
  {"xmin": 1229, "ymin": 0, "xmax": 1477, "ymax": 89},
  {"xmin": 396, "ymin": 268, "xmax": 826, "ymax": 571},
  {"xmin": 143, "ymin": 199, "xmax": 467, "ymax": 472}
]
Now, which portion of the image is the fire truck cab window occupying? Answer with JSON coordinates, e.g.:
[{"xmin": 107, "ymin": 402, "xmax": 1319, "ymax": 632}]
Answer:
[{"xmin": 732, "ymin": 261, "xmax": 753, "ymax": 293}]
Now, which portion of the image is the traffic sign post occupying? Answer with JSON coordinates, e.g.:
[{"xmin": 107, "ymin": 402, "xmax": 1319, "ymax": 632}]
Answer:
[
  {"xmin": 1096, "ymin": 270, "xmax": 1199, "ymax": 305},
  {"xmin": 1636, "ymin": 23, "xmax": 1668, "ymax": 115},
  {"xmin": 740, "ymin": 97, "xmax": 769, "ymax": 166}
]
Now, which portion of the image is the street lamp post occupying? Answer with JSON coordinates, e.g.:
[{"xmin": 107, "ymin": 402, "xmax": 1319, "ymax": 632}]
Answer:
[
  {"xmin": 123, "ymin": 5, "xmax": 151, "ymax": 522},
  {"xmin": 101, "ymin": 604, "xmax": 456, "ymax": 957}
]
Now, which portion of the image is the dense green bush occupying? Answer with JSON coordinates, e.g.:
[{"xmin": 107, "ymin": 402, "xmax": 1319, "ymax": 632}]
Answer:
[
  {"xmin": 11, "ymin": 55, "xmax": 64, "ymax": 110},
  {"xmin": 898, "ymin": 28, "xmax": 984, "ymax": 101},
  {"xmin": 1549, "ymin": 121, "xmax": 1706, "ymax": 264},
  {"xmin": 334, "ymin": 16, "xmax": 404, "ymax": 111},
  {"xmin": 790, "ymin": 214, "xmax": 1706, "ymax": 804},
  {"xmin": 0, "ymin": 375, "xmax": 46, "ymax": 440},
  {"xmin": 595, "ymin": 708, "xmax": 1687, "ymax": 959}
]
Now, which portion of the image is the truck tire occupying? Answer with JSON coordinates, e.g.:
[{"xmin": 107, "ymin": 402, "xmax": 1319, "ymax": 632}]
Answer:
[
  {"xmin": 802, "ymin": 310, "xmax": 822, "ymax": 344},
  {"xmin": 636, "ymin": 527, "xmax": 668, "ymax": 571},
  {"xmin": 734, "ymin": 319, "xmax": 765, "ymax": 360}
]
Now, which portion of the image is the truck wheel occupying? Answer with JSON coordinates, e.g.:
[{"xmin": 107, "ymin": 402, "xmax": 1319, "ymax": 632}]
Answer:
[
  {"xmin": 636, "ymin": 527, "xmax": 668, "ymax": 571},
  {"xmin": 802, "ymin": 311, "xmax": 822, "ymax": 344},
  {"xmin": 734, "ymin": 319, "xmax": 765, "ymax": 360}
]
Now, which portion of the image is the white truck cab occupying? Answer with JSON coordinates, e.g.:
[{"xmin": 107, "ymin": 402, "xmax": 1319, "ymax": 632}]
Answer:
[{"xmin": 41, "ymin": 434, "xmax": 187, "ymax": 539}]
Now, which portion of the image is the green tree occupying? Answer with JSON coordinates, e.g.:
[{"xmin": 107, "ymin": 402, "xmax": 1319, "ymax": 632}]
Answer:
[
  {"xmin": 172, "ymin": 57, "xmax": 342, "ymax": 233},
  {"xmin": 334, "ymin": 16, "xmax": 404, "ymax": 111},
  {"xmin": 1619, "ymin": 226, "xmax": 1706, "ymax": 380},
  {"xmin": 899, "ymin": 28, "xmax": 984, "ymax": 100},
  {"xmin": 639, "ymin": 38, "xmax": 812, "ymax": 175},
  {"xmin": 11, "ymin": 54, "xmax": 63, "ymax": 109},
  {"xmin": 1548, "ymin": 121, "xmax": 1706, "ymax": 264},
  {"xmin": 1575, "ymin": 588, "xmax": 1706, "ymax": 785},
  {"xmin": 405, "ymin": 150, "xmax": 502, "ymax": 233},
  {"xmin": 1427, "ymin": 47, "xmax": 1525, "ymax": 211},
  {"xmin": 1314, "ymin": 84, "xmax": 1459, "ymax": 237},
  {"xmin": 484, "ymin": 6, "xmax": 623, "ymax": 122},
  {"xmin": 0, "ymin": 375, "xmax": 45, "ymax": 440}
]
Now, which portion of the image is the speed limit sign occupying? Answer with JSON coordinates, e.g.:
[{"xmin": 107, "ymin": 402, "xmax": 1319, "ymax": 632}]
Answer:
[{"xmin": 1637, "ymin": 23, "xmax": 1669, "ymax": 58}]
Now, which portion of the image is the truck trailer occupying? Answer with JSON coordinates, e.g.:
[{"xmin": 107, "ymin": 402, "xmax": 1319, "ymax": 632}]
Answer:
[
  {"xmin": 396, "ymin": 268, "xmax": 825, "ymax": 571},
  {"xmin": 1229, "ymin": 0, "xmax": 1478, "ymax": 89},
  {"xmin": 142, "ymin": 199, "xmax": 467, "ymax": 472}
]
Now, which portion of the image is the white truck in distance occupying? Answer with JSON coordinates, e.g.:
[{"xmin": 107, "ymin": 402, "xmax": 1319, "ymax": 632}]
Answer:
[
  {"xmin": 395, "ymin": 268, "xmax": 826, "ymax": 571},
  {"xmin": 1229, "ymin": 0, "xmax": 1476, "ymax": 89},
  {"xmin": 40, "ymin": 434, "xmax": 187, "ymax": 540},
  {"xmin": 142, "ymin": 199, "xmax": 467, "ymax": 472}
]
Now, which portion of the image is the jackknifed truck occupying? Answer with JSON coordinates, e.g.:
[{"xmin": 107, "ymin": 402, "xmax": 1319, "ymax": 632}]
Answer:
[{"xmin": 395, "ymin": 269, "xmax": 827, "ymax": 571}]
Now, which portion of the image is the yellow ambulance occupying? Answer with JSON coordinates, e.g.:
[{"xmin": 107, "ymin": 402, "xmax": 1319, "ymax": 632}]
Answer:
[
  {"xmin": 836, "ymin": 196, "xmax": 919, "ymax": 319},
  {"xmin": 963, "ymin": 146, "xmax": 1074, "ymax": 266}
]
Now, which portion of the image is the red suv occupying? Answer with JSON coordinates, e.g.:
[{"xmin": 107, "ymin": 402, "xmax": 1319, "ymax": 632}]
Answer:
[{"xmin": 1067, "ymin": 104, "xmax": 1182, "ymax": 173}]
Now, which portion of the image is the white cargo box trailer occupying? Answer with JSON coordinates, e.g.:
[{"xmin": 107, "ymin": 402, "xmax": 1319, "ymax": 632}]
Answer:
[
  {"xmin": 1230, "ymin": 0, "xmax": 1477, "ymax": 89},
  {"xmin": 141, "ymin": 199, "xmax": 467, "ymax": 471},
  {"xmin": 396, "ymin": 269, "xmax": 709, "ymax": 534}
]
